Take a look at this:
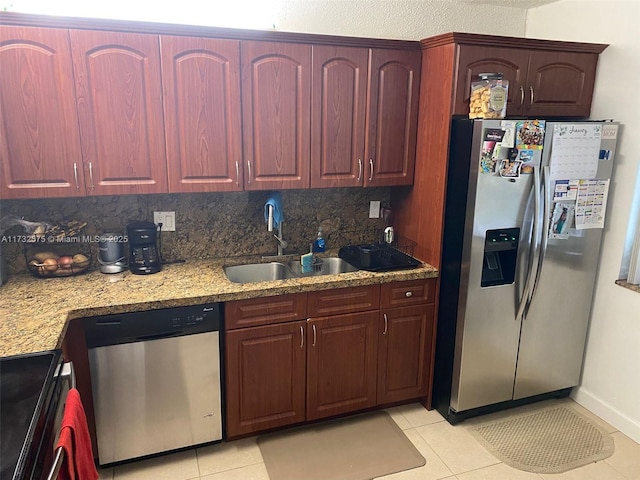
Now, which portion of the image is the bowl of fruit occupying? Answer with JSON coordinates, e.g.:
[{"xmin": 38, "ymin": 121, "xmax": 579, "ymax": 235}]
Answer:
[{"xmin": 27, "ymin": 251, "xmax": 91, "ymax": 277}]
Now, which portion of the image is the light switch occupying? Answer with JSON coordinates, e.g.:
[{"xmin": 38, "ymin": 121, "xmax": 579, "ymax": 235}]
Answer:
[
  {"xmin": 369, "ymin": 201, "xmax": 381, "ymax": 219},
  {"xmin": 153, "ymin": 211, "xmax": 176, "ymax": 231}
]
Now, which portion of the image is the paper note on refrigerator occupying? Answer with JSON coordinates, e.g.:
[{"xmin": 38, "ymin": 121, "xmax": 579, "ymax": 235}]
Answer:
[
  {"xmin": 549, "ymin": 124, "xmax": 602, "ymax": 180},
  {"xmin": 553, "ymin": 179, "xmax": 579, "ymax": 201},
  {"xmin": 575, "ymin": 179, "xmax": 610, "ymax": 229},
  {"xmin": 549, "ymin": 203, "xmax": 574, "ymax": 239}
]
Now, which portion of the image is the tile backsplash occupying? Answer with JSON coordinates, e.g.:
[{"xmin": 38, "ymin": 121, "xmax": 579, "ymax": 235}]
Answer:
[{"xmin": 1, "ymin": 188, "xmax": 392, "ymax": 275}]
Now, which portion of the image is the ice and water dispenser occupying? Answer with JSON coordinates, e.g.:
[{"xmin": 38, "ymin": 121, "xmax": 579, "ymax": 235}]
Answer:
[{"xmin": 481, "ymin": 228, "xmax": 520, "ymax": 287}]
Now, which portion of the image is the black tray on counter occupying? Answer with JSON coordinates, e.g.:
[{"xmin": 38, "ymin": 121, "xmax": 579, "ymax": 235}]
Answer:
[{"xmin": 338, "ymin": 244, "xmax": 422, "ymax": 272}]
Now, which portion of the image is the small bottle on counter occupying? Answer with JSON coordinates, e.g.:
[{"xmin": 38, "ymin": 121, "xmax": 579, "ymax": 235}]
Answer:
[{"xmin": 312, "ymin": 227, "xmax": 326, "ymax": 253}]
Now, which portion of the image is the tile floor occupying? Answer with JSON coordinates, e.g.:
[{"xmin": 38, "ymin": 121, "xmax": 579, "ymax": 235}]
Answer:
[{"xmin": 97, "ymin": 398, "xmax": 640, "ymax": 480}]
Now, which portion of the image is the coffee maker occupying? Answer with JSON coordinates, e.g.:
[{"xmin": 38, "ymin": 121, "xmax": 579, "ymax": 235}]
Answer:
[{"xmin": 127, "ymin": 221, "xmax": 161, "ymax": 275}]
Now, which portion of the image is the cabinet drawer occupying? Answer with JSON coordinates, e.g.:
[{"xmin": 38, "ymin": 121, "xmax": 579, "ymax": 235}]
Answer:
[
  {"xmin": 225, "ymin": 293, "xmax": 307, "ymax": 330},
  {"xmin": 307, "ymin": 285, "xmax": 380, "ymax": 317},
  {"xmin": 381, "ymin": 279, "xmax": 436, "ymax": 308}
]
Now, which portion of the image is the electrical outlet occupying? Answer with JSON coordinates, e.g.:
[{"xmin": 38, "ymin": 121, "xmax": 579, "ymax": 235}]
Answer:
[
  {"xmin": 369, "ymin": 201, "xmax": 381, "ymax": 219},
  {"xmin": 153, "ymin": 211, "xmax": 176, "ymax": 231}
]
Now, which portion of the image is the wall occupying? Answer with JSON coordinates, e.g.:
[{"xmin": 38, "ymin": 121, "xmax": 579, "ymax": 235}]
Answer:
[
  {"xmin": 1, "ymin": 189, "xmax": 391, "ymax": 274},
  {"xmin": 273, "ymin": 0, "xmax": 526, "ymax": 39},
  {"xmin": 527, "ymin": 0, "xmax": 640, "ymax": 443},
  {"xmin": 5, "ymin": 0, "xmax": 528, "ymax": 39}
]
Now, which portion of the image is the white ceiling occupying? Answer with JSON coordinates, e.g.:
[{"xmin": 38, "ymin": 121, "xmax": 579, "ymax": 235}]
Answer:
[{"xmin": 459, "ymin": 0, "xmax": 561, "ymax": 8}]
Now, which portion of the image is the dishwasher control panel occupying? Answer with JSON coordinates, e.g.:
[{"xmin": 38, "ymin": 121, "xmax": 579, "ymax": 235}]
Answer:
[{"xmin": 84, "ymin": 303, "xmax": 221, "ymax": 348}]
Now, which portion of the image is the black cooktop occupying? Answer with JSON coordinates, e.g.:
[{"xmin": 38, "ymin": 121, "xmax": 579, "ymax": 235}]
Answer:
[
  {"xmin": 0, "ymin": 350, "xmax": 61, "ymax": 480},
  {"xmin": 338, "ymin": 244, "xmax": 422, "ymax": 272}
]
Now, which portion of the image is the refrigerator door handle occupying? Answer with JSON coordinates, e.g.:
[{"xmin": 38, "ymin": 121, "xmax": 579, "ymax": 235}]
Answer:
[
  {"xmin": 516, "ymin": 164, "xmax": 542, "ymax": 321},
  {"xmin": 527, "ymin": 165, "xmax": 552, "ymax": 312}
]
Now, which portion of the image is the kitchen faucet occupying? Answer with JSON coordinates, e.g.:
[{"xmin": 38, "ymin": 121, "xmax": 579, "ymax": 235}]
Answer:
[{"xmin": 267, "ymin": 205, "xmax": 287, "ymax": 257}]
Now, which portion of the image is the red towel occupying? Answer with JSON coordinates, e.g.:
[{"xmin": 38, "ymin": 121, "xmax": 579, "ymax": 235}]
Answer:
[{"xmin": 56, "ymin": 388, "xmax": 99, "ymax": 480}]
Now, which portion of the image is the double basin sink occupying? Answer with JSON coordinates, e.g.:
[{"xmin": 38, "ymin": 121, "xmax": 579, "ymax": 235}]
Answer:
[{"xmin": 224, "ymin": 257, "xmax": 358, "ymax": 284}]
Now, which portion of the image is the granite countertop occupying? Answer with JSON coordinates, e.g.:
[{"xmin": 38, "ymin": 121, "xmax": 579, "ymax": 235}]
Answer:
[{"xmin": 0, "ymin": 258, "xmax": 438, "ymax": 357}]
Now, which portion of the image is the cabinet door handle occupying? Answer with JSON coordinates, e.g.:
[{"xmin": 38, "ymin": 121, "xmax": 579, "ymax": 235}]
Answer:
[
  {"xmin": 247, "ymin": 160, "xmax": 252, "ymax": 185},
  {"xmin": 235, "ymin": 161, "xmax": 239, "ymax": 186},
  {"xmin": 312, "ymin": 324, "xmax": 317, "ymax": 347},
  {"xmin": 73, "ymin": 163, "xmax": 79, "ymax": 190},
  {"xmin": 520, "ymin": 86, "xmax": 525, "ymax": 105},
  {"xmin": 405, "ymin": 291, "xmax": 413, "ymax": 298},
  {"xmin": 383, "ymin": 313, "xmax": 388, "ymax": 335},
  {"xmin": 300, "ymin": 325, "xmax": 304, "ymax": 349},
  {"xmin": 369, "ymin": 159, "xmax": 374, "ymax": 182},
  {"xmin": 529, "ymin": 86, "xmax": 534, "ymax": 105},
  {"xmin": 88, "ymin": 162, "xmax": 94, "ymax": 190},
  {"xmin": 357, "ymin": 158, "xmax": 362, "ymax": 182}
]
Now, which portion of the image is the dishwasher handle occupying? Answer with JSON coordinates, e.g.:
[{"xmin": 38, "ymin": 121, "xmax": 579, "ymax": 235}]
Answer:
[{"xmin": 134, "ymin": 331, "xmax": 185, "ymax": 342}]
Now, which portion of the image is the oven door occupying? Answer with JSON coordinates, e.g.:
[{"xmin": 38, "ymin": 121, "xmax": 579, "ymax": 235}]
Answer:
[{"xmin": 30, "ymin": 362, "xmax": 74, "ymax": 480}]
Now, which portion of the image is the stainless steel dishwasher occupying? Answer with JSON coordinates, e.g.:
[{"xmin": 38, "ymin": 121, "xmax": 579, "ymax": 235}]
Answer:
[{"xmin": 84, "ymin": 303, "xmax": 222, "ymax": 465}]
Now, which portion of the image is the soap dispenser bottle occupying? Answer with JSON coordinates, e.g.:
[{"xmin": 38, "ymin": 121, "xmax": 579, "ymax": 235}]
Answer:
[{"xmin": 313, "ymin": 227, "xmax": 326, "ymax": 253}]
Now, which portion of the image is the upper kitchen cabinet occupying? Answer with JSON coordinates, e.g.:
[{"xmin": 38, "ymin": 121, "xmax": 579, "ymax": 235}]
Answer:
[
  {"xmin": 69, "ymin": 30, "xmax": 168, "ymax": 195},
  {"xmin": 449, "ymin": 34, "xmax": 606, "ymax": 118},
  {"xmin": 524, "ymin": 50, "xmax": 598, "ymax": 117},
  {"xmin": 365, "ymin": 49, "xmax": 420, "ymax": 187},
  {"xmin": 241, "ymin": 41, "xmax": 311, "ymax": 190},
  {"xmin": 160, "ymin": 36, "xmax": 243, "ymax": 192},
  {"xmin": 311, "ymin": 46, "xmax": 368, "ymax": 188},
  {"xmin": 0, "ymin": 26, "xmax": 85, "ymax": 199},
  {"xmin": 1, "ymin": 13, "xmax": 423, "ymax": 197},
  {"xmin": 453, "ymin": 45, "xmax": 527, "ymax": 118}
]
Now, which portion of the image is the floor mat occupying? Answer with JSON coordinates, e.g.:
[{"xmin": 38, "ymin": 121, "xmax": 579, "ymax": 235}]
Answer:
[
  {"xmin": 257, "ymin": 411, "xmax": 425, "ymax": 480},
  {"xmin": 467, "ymin": 405, "xmax": 614, "ymax": 474}
]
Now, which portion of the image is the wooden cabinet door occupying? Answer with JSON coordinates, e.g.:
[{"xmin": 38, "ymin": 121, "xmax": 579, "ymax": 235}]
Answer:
[
  {"xmin": 311, "ymin": 46, "xmax": 368, "ymax": 188},
  {"xmin": 226, "ymin": 321, "xmax": 307, "ymax": 438},
  {"xmin": 524, "ymin": 50, "xmax": 598, "ymax": 117},
  {"xmin": 69, "ymin": 30, "xmax": 167, "ymax": 195},
  {"xmin": 0, "ymin": 26, "xmax": 84, "ymax": 199},
  {"xmin": 378, "ymin": 304, "xmax": 434, "ymax": 404},
  {"xmin": 241, "ymin": 41, "xmax": 311, "ymax": 190},
  {"xmin": 365, "ymin": 49, "xmax": 420, "ymax": 187},
  {"xmin": 306, "ymin": 311, "xmax": 378, "ymax": 421},
  {"xmin": 453, "ymin": 45, "xmax": 527, "ymax": 116},
  {"xmin": 160, "ymin": 36, "xmax": 243, "ymax": 192}
]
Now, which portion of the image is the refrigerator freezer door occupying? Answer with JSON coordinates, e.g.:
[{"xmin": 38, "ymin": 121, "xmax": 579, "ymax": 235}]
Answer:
[
  {"xmin": 513, "ymin": 122, "xmax": 617, "ymax": 399},
  {"xmin": 451, "ymin": 120, "xmax": 536, "ymax": 413}
]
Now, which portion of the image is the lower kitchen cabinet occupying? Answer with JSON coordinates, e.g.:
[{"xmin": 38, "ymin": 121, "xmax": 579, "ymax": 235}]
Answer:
[
  {"xmin": 378, "ymin": 279, "xmax": 436, "ymax": 405},
  {"xmin": 306, "ymin": 311, "xmax": 379, "ymax": 421},
  {"xmin": 224, "ymin": 279, "xmax": 436, "ymax": 438},
  {"xmin": 225, "ymin": 321, "xmax": 307, "ymax": 438},
  {"xmin": 377, "ymin": 304, "xmax": 434, "ymax": 404}
]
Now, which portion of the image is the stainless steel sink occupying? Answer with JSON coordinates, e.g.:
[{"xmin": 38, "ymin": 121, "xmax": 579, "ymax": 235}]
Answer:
[
  {"xmin": 223, "ymin": 257, "xmax": 358, "ymax": 284},
  {"xmin": 223, "ymin": 262, "xmax": 295, "ymax": 283},
  {"xmin": 288, "ymin": 257, "xmax": 359, "ymax": 276},
  {"xmin": 320, "ymin": 257, "xmax": 359, "ymax": 274}
]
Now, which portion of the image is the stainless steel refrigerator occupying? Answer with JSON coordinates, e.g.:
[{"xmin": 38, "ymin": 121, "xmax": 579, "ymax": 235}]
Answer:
[{"xmin": 433, "ymin": 118, "xmax": 619, "ymax": 424}]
